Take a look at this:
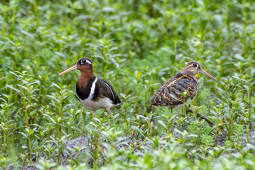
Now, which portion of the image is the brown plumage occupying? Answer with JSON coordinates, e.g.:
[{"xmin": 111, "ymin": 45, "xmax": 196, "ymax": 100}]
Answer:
[
  {"xmin": 151, "ymin": 61, "xmax": 216, "ymax": 114},
  {"xmin": 59, "ymin": 58, "xmax": 121, "ymax": 126}
]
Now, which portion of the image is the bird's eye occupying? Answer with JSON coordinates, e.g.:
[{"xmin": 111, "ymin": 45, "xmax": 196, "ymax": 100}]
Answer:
[
  {"xmin": 193, "ymin": 63, "xmax": 197, "ymax": 67},
  {"xmin": 80, "ymin": 59, "xmax": 86, "ymax": 65}
]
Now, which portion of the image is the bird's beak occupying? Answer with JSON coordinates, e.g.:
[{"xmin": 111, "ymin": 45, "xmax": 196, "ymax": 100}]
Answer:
[
  {"xmin": 59, "ymin": 64, "xmax": 77, "ymax": 76},
  {"xmin": 200, "ymin": 69, "xmax": 216, "ymax": 81}
]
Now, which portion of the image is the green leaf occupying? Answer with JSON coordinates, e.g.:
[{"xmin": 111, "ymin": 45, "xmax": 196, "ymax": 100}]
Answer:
[
  {"xmin": 102, "ymin": 7, "xmax": 115, "ymax": 12},
  {"xmin": 158, "ymin": 120, "xmax": 167, "ymax": 129},
  {"xmin": 6, "ymin": 85, "xmax": 20, "ymax": 94},
  {"xmin": 43, "ymin": 114, "xmax": 56, "ymax": 124},
  {"xmin": 131, "ymin": 126, "xmax": 144, "ymax": 137}
]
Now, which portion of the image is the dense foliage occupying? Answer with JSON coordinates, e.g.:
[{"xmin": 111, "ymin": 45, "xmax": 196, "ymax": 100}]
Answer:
[{"xmin": 0, "ymin": 0, "xmax": 255, "ymax": 169}]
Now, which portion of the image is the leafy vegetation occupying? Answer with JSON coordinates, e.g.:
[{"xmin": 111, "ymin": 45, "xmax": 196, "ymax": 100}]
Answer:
[{"xmin": 0, "ymin": 0, "xmax": 255, "ymax": 169}]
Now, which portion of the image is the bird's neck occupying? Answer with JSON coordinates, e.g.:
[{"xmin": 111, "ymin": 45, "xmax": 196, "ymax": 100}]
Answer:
[
  {"xmin": 181, "ymin": 70, "xmax": 197, "ymax": 82},
  {"xmin": 77, "ymin": 69, "xmax": 95, "ymax": 88}
]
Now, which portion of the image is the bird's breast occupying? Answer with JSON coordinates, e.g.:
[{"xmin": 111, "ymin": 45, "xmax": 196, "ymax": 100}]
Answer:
[
  {"xmin": 75, "ymin": 77, "xmax": 117, "ymax": 110},
  {"xmin": 76, "ymin": 77, "xmax": 99, "ymax": 101}
]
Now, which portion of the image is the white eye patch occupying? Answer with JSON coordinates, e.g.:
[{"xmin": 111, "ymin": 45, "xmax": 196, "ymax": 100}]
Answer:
[{"xmin": 86, "ymin": 60, "xmax": 92, "ymax": 65}]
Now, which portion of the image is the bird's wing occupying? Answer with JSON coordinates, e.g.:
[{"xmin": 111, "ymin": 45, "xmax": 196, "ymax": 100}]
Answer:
[
  {"xmin": 151, "ymin": 73, "xmax": 198, "ymax": 109},
  {"xmin": 96, "ymin": 78, "xmax": 121, "ymax": 105}
]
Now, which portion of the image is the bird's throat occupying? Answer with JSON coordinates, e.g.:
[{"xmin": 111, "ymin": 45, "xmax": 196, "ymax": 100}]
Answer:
[{"xmin": 77, "ymin": 69, "xmax": 94, "ymax": 89}]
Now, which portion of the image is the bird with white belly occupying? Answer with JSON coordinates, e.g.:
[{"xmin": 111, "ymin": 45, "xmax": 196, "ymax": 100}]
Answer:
[{"xmin": 59, "ymin": 58, "xmax": 121, "ymax": 126}]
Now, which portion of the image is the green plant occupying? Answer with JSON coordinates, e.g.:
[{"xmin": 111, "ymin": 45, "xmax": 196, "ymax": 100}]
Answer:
[{"xmin": 0, "ymin": 0, "xmax": 255, "ymax": 169}]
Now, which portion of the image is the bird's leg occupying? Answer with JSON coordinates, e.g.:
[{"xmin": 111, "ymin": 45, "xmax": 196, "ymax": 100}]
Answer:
[
  {"xmin": 144, "ymin": 109, "xmax": 155, "ymax": 123},
  {"xmin": 186, "ymin": 107, "xmax": 214, "ymax": 126},
  {"xmin": 149, "ymin": 110, "xmax": 154, "ymax": 115},
  {"xmin": 90, "ymin": 110, "xmax": 95, "ymax": 118},
  {"xmin": 175, "ymin": 107, "xmax": 180, "ymax": 124},
  {"xmin": 170, "ymin": 107, "xmax": 175, "ymax": 123},
  {"xmin": 175, "ymin": 108, "xmax": 179, "ymax": 119},
  {"xmin": 170, "ymin": 107, "xmax": 173, "ymax": 119},
  {"xmin": 150, "ymin": 109, "xmax": 156, "ymax": 124},
  {"xmin": 171, "ymin": 107, "xmax": 179, "ymax": 132},
  {"xmin": 170, "ymin": 107, "xmax": 176, "ymax": 122},
  {"xmin": 106, "ymin": 108, "xmax": 114, "ymax": 126}
]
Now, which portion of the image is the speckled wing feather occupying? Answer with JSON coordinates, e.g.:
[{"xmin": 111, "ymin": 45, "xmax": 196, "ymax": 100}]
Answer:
[{"xmin": 151, "ymin": 73, "xmax": 198, "ymax": 109}]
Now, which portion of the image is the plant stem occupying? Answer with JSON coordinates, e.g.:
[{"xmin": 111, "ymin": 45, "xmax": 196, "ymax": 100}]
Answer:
[{"xmin": 93, "ymin": 123, "xmax": 102, "ymax": 169}]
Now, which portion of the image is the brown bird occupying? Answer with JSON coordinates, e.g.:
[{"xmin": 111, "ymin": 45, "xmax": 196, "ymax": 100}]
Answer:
[
  {"xmin": 59, "ymin": 58, "xmax": 121, "ymax": 126},
  {"xmin": 150, "ymin": 61, "xmax": 216, "ymax": 116}
]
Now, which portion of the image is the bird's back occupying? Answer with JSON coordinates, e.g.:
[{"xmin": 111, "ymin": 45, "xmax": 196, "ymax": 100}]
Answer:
[{"xmin": 151, "ymin": 73, "xmax": 198, "ymax": 109}]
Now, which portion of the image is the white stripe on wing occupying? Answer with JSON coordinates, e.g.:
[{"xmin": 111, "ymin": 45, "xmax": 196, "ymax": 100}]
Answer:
[
  {"xmin": 103, "ymin": 81, "xmax": 115, "ymax": 101},
  {"xmin": 75, "ymin": 77, "xmax": 98, "ymax": 101},
  {"xmin": 88, "ymin": 77, "xmax": 98, "ymax": 100}
]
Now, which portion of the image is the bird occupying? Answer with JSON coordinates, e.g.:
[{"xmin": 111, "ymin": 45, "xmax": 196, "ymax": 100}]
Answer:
[
  {"xmin": 59, "ymin": 58, "xmax": 121, "ymax": 126},
  {"xmin": 150, "ymin": 61, "xmax": 216, "ymax": 118}
]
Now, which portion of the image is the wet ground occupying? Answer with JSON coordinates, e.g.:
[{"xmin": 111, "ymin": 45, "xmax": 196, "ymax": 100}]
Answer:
[{"xmin": 7, "ymin": 128, "xmax": 255, "ymax": 170}]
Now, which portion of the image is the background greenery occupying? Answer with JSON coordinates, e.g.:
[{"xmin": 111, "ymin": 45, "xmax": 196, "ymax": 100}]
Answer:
[{"xmin": 0, "ymin": 0, "xmax": 255, "ymax": 169}]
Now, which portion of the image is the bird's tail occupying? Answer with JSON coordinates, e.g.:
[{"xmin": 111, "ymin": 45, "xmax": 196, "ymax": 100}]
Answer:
[
  {"xmin": 115, "ymin": 103, "xmax": 121, "ymax": 109},
  {"xmin": 151, "ymin": 105, "xmax": 158, "ymax": 111}
]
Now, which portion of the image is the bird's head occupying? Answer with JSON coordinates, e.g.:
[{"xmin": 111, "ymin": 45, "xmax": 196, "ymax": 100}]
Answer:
[
  {"xmin": 183, "ymin": 61, "xmax": 216, "ymax": 81},
  {"xmin": 59, "ymin": 58, "xmax": 93, "ymax": 76}
]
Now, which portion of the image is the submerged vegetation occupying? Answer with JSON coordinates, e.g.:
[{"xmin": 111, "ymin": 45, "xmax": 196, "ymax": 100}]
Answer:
[{"xmin": 0, "ymin": 0, "xmax": 255, "ymax": 169}]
